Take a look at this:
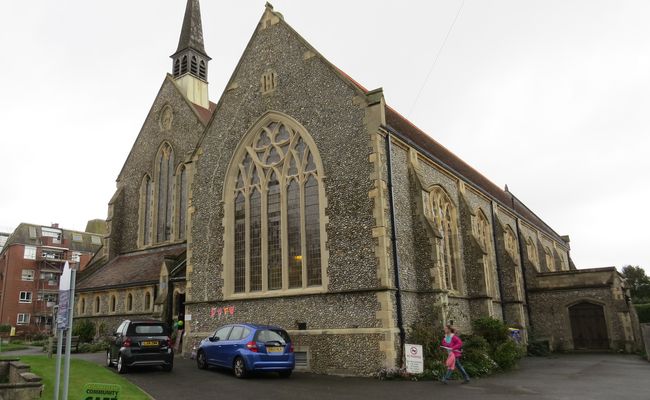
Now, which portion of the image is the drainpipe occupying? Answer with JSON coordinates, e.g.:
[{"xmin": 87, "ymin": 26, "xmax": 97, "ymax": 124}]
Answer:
[
  {"xmin": 489, "ymin": 203, "xmax": 507, "ymax": 318},
  {"xmin": 384, "ymin": 132, "xmax": 406, "ymax": 364}
]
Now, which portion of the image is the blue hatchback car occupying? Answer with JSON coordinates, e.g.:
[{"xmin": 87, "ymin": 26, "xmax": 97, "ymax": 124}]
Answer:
[{"xmin": 196, "ymin": 324, "xmax": 295, "ymax": 378}]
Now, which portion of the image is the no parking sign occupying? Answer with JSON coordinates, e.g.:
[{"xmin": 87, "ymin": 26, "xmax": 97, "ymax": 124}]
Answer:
[{"xmin": 405, "ymin": 344, "xmax": 424, "ymax": 374}]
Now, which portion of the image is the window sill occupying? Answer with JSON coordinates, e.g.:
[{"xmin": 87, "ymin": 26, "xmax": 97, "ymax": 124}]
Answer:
[{"xmin": 225, "ymin": 287, "xmax": 327, "ymax": 300}]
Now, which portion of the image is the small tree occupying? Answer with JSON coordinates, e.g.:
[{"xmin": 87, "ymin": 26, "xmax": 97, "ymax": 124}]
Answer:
[
  {"xmin": 72, "ymin": 320, "xmax": 96, "ymax": 343},
  {"xmin": 621, "ymin": 265, "xmax": 650, "ymax": 303}
]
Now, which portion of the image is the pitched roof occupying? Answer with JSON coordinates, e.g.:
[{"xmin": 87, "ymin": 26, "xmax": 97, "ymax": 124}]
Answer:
[
  {"xmin": 193, "ymin": 101, "xmax": 217, "ymax": 125},
  {"xmin": 174, "ymin": 0, "xmax": 209, "ymax": 57},
  {"xmin": 77, "ymin": 244, "xmax": 185, "ymax": 291},
  {"xmin": 332, "ymin": 66, "xmax": 564, "ymax": 242},
  {"xmin": 383, "ymin": 107, "xmax": 564, "ymax": 241}
]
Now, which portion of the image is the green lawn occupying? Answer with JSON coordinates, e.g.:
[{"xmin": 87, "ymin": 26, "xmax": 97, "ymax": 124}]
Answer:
[
  {"xmin": 18, "ymin": 356, "xmax": 151, "ymax": 400},
  {"xmin": 0, "ymin": 343, "xmax": 28, "ymax": 352}
]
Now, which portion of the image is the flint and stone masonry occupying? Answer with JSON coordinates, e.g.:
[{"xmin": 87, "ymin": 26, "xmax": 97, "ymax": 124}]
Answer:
[{"xmin": 75, "ymin": 1, "xmax": 641, "ymax": 375}]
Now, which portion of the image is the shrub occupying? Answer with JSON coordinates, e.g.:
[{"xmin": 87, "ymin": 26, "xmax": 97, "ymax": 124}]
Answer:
[
  {"xmin": 472, "ymin": 317, "xmax": 509, "ymax": 350},
  {"xmin": 459, "ymin": 335, "xmax": 497, "ymax": 377},
  {"xmin": 527, "ymin": 340, "xmax": 550, "ymax": 357},
  {"xmin": 72, "ymin": 320, "xmax": 96, "ymax": 343},
  {"xmin": 493, "ymin": 340, "xmax": 525, "ymax": 371},
  {"xmin": 635, "ymin": 304, "xmax": 650, "ymax": 323},
  {"xmin": 77, "ymin": 343, "xmax": 93, "ymax": 353},
  {"xmin": 407, "ymin": 318, "xmax": 446, "ymax": 365},
  {"xmin": 0, "ymin": 325, "xmax": 11, "ymax": 334}
]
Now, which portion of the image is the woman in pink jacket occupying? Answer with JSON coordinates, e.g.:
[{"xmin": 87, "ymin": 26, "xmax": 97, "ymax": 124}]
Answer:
[{"xmin": 441, "ymin": 325, "xmax": 470, "ymax": 384}]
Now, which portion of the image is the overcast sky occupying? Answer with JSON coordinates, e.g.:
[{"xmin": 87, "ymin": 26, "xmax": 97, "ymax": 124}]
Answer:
[{"xmin": 0, "ymin": 1, "xmax": 648, "ymax": 271}]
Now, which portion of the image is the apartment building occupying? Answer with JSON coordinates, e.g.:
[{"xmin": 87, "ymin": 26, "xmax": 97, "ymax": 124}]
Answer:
[{"xmin": 0, "ymin": 223, "xmax": 103, "ymax": 335}]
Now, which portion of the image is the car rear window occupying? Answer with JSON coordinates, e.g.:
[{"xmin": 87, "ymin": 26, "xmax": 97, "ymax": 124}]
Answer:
[
  {"xmin": 129, "ymin": 323, "xmax": 167, "ymax": 335},
  {"xmin": 255, "ymin": 329, "xmax": 290, "ymax": 344}
]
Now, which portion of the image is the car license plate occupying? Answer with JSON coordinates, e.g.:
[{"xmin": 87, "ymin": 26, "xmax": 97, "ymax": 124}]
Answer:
[
  {"xmin": 142, "ymin": 341, "xmax": 158, "ymax": 347},
  {"xmin": 267, "ymin": 347, "xmax": 283, "ymax": 353}
]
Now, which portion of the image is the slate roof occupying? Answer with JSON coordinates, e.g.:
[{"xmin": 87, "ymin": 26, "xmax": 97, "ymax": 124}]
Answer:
[
  {"xmin": 77, "ymin": 244, "xmax": 185, "ymax": 291},
  {"xmin": 333, "ymin": 67, "xmax": 565, "ymax": 243},
  {"xmin": 194, "ymin": 101, "xmax": 217, "ymax": 125}
]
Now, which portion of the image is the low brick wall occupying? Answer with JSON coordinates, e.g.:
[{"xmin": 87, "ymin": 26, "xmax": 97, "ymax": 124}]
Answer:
[{"xmin": 0, "ymin": 358, "xmax": 43, "ymax": 400}]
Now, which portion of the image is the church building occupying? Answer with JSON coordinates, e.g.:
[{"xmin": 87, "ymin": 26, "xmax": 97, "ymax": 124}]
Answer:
[{"xmin": 76, "ymin": 1, "xmax": 641, "ymax": 374}]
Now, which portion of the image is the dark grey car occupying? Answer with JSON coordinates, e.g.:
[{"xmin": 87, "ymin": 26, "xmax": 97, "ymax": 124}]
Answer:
[{"xmin": 107, "ymin": 319, "xmax": 174, "ymax": 373}]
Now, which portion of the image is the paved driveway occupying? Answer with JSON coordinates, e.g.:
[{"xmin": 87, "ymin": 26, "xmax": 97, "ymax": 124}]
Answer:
[{"xmin": 23, "ymin": 351, "xmax": 644, "ymax": 400}]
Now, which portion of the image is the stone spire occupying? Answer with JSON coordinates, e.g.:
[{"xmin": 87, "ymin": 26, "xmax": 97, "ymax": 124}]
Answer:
[
  {"xmin": 170, "ymin": 0, "xmax": 211, "ymax": 108},
  {"xmin": 174, "ymin": 0, "xmax": 208, "ymax": 57}
]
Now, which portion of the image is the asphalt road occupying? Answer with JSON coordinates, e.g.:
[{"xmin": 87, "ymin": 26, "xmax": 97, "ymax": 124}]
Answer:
[
  {"xmin": 3, "ymin": 349, "xmax": 642, "ymax": 400},
  {"xmin": 72, "ymin": 352, "xmax": 650, "ymax": 400}
]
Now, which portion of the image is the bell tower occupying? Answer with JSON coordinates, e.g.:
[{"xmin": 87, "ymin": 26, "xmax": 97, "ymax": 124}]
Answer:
[{"xmin": 171, "ymin": 0, "xmax": 211, "ymax": 108}]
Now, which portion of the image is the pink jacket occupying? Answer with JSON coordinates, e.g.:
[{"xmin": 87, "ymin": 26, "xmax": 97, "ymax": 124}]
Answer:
[{"xmin": 441, "ymin": 335, "xmax": 463, "ymax": 358}]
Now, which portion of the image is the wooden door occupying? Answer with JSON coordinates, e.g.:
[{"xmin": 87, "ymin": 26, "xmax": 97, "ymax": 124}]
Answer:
[{"xmin": 569, "ymin": 302, "xmax": 609, "ymax": 350}]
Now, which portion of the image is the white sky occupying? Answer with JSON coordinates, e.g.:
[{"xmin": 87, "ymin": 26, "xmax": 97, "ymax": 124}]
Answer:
[{"xmin": 0, "ymin": 1, "xmax": 648, "ymax": 271}]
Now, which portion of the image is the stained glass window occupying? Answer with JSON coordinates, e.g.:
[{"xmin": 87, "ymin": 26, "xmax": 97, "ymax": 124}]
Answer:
[
  {"xmin": 156, "ymin": 143, "xmax": 174, "ymax": 243},
  {"xmin": 429, "ymin": 187, "xmax": 461, "ymax": 292},
  {"xmin": 229, "ymin": 118, "xmax": 325, "ymax": 294}
]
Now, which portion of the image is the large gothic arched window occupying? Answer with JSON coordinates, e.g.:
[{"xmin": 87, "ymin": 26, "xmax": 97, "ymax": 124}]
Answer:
[
  {"xmin": 504, "ymin": 225, "xmax": 524, "ymax": 300},
  {"xmin": 427, "ymin": 186, "xmax": 461, "ymax": 292},
  {"xmin": 225, "ymin": 114, "xmax": 327, "ymax": 295},
  {"xmin": 176, "ymin": 164, "xmax": 188, "ymax": 240},
  {"xmin": 474, "ymin": 209, "xmax": 498, "ymax": 298},
  {"xmin": 139, "ymin": 174, "xmax": 153, "ymax": 246},
  {"xmin": 155, "ymin": 143, "xmax": 174, "ymax": 243}
]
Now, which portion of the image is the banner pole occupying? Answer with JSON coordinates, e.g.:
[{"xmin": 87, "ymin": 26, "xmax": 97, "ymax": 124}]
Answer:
[
  {"xmin": 62, "ymin": 266, "xmax": 76, "ymax": 400},
  {"xmin": 53, "ymin": 328, "xmax": 64, "ymax": 400}
]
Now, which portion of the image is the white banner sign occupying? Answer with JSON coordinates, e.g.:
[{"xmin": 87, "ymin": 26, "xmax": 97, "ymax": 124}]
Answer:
[{"xmin": 405, "ymin": 343, "xmax": 424, "ymax": 374}]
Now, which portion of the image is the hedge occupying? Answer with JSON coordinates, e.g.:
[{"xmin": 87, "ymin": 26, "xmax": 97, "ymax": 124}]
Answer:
[{"xmin": 635, "ymin": 303, "xmax": 650, "ymax": 323}]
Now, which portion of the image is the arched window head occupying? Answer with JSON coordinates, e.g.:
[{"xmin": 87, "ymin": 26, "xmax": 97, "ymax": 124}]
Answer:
[
  {"xmin": 139, "ymin": 174, "xmax": 153, "ymax": 246},
  {"xmin": 127, "ymin": 293, "xmax": 133, "ymax": 312},
  {"xmin": 427, "ymin": 186, "xmax": 461, "ymax": 293},
  {"xmin": 176, "ymin": 164, "xmax": 188, "ymax": 240},
  {"xmin": 474, "ymin": 209, "xmax": 498, "ymax": 298},
  {"xmin": 181, "ymin": 56, "xmax": 188, "ymax": 75},
  {"xmin": 155, "ymin": 143, "xmax": 174, "ymax": 243},
  {"xmin": 199, "ymin": 60, "xmax": 207, "ymax": 80},
  {"xmin": 225, "ymin": 113, "xmax": 327, "ymax": 296},
  {"xmin": 173, "ymin": 59, "xmax": 180, "ymax": 77},
  {"xmin": 526, "ymin": 237, "xmax": 540, "ymax": 271},
  {"xmin": 190, "ymin": 56, "xmax": 198, "ymax": 75}
]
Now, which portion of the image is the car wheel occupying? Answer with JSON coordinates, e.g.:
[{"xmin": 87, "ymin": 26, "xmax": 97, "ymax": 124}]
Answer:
[
  {"xmin": 163, "ymin": 362, "xmax": 173, "ymax": 372},
  {"xmin": 196, "ymin": 350, "xmax": 208, "ymax": 370},
  {"xmin": 106, "ymin": 350, "xmax": 113, "ymax": 367},
  {"xmin": 279, "ymin": 370, "xmax": 292, "ymax": 379},
  {"xmin": 117, "ymin": 355, "xmax": 128, "ymax": 374},
  {"xmin": 233, "ymin": 357, "xmax": 247, "ymax": 379}
]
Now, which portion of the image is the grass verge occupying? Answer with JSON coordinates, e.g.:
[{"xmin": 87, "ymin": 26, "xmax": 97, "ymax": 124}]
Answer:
[
  {"xmin": 0, "ymin": 344, "xmax": 29, "ymax": 352},
  {"xmin": 18, "ymin": 355, "xmax": 151, "ymax": 400}
]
